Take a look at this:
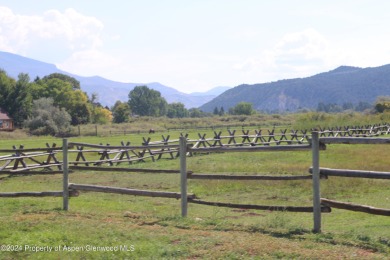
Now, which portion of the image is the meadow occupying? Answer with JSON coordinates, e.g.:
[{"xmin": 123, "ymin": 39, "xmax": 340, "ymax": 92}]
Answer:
[{"xmin": 0, "ymin": 113, "xmax": 389, "ymax": 259}]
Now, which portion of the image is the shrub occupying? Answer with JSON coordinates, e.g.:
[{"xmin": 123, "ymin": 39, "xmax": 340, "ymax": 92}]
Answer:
[{"xmin": 24, "ymin": 98, "xmax": 71, "ymax": 136}]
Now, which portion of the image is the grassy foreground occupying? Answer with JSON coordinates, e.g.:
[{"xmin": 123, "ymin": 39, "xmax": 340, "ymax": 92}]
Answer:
[{"xmin": 1, "ymin": 116, "xmax": 390, "ymax": 259}]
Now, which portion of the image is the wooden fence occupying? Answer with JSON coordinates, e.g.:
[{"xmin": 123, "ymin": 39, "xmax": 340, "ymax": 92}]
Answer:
[
  {"xmin": 179, "ymin": 135, "xmax": 331, "ymax": 231},
  {"xmin": 310, "ymin": 135, "xmax": 390, "ymax": 232},
  {"xmin": 1, "ymin": 124, "xmax": 389, "ymax": 233},
  {"xmin": 0, "ymin": 143, "xmax": 63, "ymax": 173},
  {"xmin": 180, "ymin": 133, "xmax": 390, "ymax": 233},
  {"xmin": 1, "ymin": 124, "xmax": 389, "ymax": 173}
]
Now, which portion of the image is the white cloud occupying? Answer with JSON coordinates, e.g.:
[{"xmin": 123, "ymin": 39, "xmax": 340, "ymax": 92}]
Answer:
[
  {"xmin": 0, "ymin": 6, "xmax": 104, "ymax": 54},
  {"xmin": 270, "ymin": 28, "xmax": 333, "ymax": 77},
  {"xmin": 233, "ymin": 28, "xmax": 343, "ymax": 82},
  {"xmin": 274, "ymin": 29, "xmax": 329, "ymax": 64}
]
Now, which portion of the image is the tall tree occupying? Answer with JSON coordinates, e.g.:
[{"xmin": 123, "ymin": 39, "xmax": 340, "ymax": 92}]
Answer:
[
  {"xmin": 213, "ymin": 107, "xmax": 219, "ymax": 115},
  {"xmin": 128, "ymin": 86, "xmax": 167, "ymax": 116},
  {"xmin": 0, "ymin": 72, "xmax": 33, "ymax": 126},
  {"xmin": 42, "ymin": 73, "xmax": 80, "ymax": 90},
  {"xmin": 167, "ymin": 102, "xmax": 188, "ymax": 118},
  {"xmin": 34, "ymin": 77, "xmax": 91, "ymax": 124},
  {"xmin": 219, "ymin": 106, "xmax": 225, "ymax": 116},
  {"xmin": 0, "ymin": 70, "xmax": 15, "ymax": 112},
  {"xmin": 91, "ymin": 106, "xmax": 112, "ymax": 124},
  {"xmin": 112, "ymin": 101, "xmax": 131, "ymax": 123},
  {"xmin": 8, "ymin": 73, "xmax": 33, "ymax": 125},
  {"xmin": 189, "ymin": 108, "xmax": 204, "ymax": 118}
]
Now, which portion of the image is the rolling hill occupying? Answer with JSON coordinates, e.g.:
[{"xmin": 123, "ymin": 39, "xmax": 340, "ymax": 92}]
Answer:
[
  {"xmin": 200, "ymin": 65, "xmax": 390, "ymax": 113},
  {"xmin": 0, "ymin": 51, "xmax": 229, "ymax": 108}
]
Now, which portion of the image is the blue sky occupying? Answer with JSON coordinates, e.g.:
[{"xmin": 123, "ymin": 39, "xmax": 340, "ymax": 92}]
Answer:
[{"xmin": 1, "ymin": 0, "xmax": 390, "ymax": 93}]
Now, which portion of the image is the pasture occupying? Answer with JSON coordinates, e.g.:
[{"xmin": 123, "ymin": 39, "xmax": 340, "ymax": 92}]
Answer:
[{"xmin": 0, "ymin": 115, "xmax": 389, "ymax": 259}]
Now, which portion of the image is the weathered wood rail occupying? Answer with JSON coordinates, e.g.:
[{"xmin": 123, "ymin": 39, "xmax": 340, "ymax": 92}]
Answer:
[
  {"xmin": 188, "ymin": 199, "xmax": 331, "ymax": 213},
  {"xmin": 0, "ymin": 190, "xmax": 79, "ymax": 198},
  {"xmin": 320, "ymin": 198, "xmax": 390, "ymax": 216},
  {"xmin": 0, "ymin": 143, "xmax": 62, "ymax": 173},
  {"xmin": 180, "ymin": 132, "xmax": 390, "ymax": 233},
  {"xmin": 68, "ymin": 183, "xmax": 196, "ymax": 199},
  {"xmin": 1, "ymin": 124, "xmax": 389, "ymax": 234},
  {"xmin": 308, "ymin": 134, "xmax": 390, "ymax": 232},
  {"xmin": 1, "ymin": 124, "xmax": 389, "ymax": 172},
  {"xmin": 309, "ymin": 167, "xmax": 390, "ymax": 179},
  {"xmin": 178, "ymin": 136, "xmax": 334, "ymax": 227}
]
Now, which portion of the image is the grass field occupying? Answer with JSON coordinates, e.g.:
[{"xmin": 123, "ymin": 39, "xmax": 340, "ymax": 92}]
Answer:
[{"xmin": 0, "ymin": 115, "xmax": 390, "ymax": 259}]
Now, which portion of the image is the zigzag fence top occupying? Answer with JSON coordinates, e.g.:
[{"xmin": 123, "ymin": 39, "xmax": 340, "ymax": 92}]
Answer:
[{"xmin": 0, "ymin": 123, "xmax": 389, "ymax": 173}]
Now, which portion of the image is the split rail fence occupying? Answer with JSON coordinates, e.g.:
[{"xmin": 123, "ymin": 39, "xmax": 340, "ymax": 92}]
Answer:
[
  {"xmin": 1, "ymin": 124, "xmax": 389, "ymax": 173},
  {"xmin": 1, "ymin": 124, "xmax": 389, "ymax": 233}
]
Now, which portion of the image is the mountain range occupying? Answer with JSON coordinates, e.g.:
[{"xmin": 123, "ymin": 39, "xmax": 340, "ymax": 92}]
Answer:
[
  {"xmin": 0, "ymin": 51, "xmax": 230, "ymax": 108},
  {"xmin": 200, "ymin": 64, "xmax": 390, "ymax": 113},
  {"xmin": 2, "ymin": 51, "xmax": 390, "ymax": 113}
]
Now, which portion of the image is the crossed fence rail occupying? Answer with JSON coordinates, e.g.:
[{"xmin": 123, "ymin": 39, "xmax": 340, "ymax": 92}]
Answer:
[
  {"xmin": 1, "ymin": 124, "xmax": 389, "ymax": 233},
  {"xmin": 2, "ymin": 124, "xmax": 389, "ymax": 173}
]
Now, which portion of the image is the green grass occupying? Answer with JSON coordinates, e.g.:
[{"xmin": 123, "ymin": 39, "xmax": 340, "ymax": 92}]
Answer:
[{"xmin": 1, "ymin": 119, "xmax": 390, "ymax": 259}]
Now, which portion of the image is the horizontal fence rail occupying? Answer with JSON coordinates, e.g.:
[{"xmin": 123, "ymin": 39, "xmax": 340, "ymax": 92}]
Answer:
[
  {"xmin": 321, "ymin": 198, "xmax": 390, "ymax": 216},
  {"xmin": 68, "ymin": 183, "xmax": 196, "ymax": 199},
  {"xmin": 187, "ymin": 173, "xmax": 326, "ymax": 180},
  {"xmin": 0, "ymin": 123, "xmax": 390, "ymax": 172},
  {"xmin": 0, "ymin": 190, "xmax": 79, "ymax": 198},
  {"xmin": 309, "ymin": 167, "xmax": 390, "ymax": 179},
  {"xmin": 1, "ymin": 124, "xmax": 390, "ymax": 234},
  {"xmin": 188, "ymin": 199, "xmax": 332, "ymax": 213}
]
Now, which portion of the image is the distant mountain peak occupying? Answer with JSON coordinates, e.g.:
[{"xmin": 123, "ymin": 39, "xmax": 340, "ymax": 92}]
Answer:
[
  {"xmin": 0, "ymin": 51, "xmax": 224, "ymax": 108},
  {"xmin": 200, "ymin": 64, "xmax": 390, "ymax": 113},
  {"xmin": 328, "ymin": 65, "xmax": 362, "ymax": 74}
]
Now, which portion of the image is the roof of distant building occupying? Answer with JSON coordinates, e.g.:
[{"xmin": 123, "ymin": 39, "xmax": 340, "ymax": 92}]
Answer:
[{"xmin": 0, "ymin": 109, "xmax": 12, "ymax": 120}]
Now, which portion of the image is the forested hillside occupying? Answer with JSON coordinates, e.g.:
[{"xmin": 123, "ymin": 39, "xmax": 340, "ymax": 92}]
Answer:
[{"xmin": 200, "ymin": 65, "xmax": 390, "ymax": 113}]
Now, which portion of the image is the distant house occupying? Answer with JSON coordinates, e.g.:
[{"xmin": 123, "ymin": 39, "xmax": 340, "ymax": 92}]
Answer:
[{"xmin": 0, "ymin": 109, "xmax": 14, "ymax": 131}]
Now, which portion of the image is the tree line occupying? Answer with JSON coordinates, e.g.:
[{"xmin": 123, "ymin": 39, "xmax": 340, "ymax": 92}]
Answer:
[
  {"xmin": 0, "ymin": 70, "xmax": 257, "ymax": 135},
  {"xmin": 1, "ymin": 69, "xmax": 390, "ymax": 136},
  {"xmin": 111, "ymin": 86, "xmax": 257, "ymax": 122},
  {"xmin": 0, "ymin": 71, "xmax": 112, "ymax": 135}
]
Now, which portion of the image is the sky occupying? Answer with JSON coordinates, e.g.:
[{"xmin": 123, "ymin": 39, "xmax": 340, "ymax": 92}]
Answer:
[{"xmin": 1, "ymin": 0, "xmax": 390, "ymax": 93}]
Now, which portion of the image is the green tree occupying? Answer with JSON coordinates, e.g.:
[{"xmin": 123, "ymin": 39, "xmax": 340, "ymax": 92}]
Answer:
[
  {"xmin": 91, "ymin": 106, "xmax": 112, "ymax": 124},
  {"xmin": 0, "ymin": 72, "xmax": 33, "ymax": 126},
  {"xmin": 8, "ymin": 73, "xmax": 33, "ymax": 125},
  {"xmin": 231, "ymin": 102, "xmax": 255, "ymax": 115},
  {"xmin": 58, "ymin": 89, "xmax": 91, "ymax": 125},
  {"xmin": 188, "ymin": 108, "xmax": 204, "ymax": 118},
  {"xmin": 167, "ymin": 102, "xmax": 188, "ymax": 118},
  {"xmin": 112, "ymin": 101, "xmax": 131, "ymax": 123},
  {"xmin": 34, "ymin": 76, "xmax": 91, "ymax": 124},
  {"xmin": 0, "ymin": 70, "xmax": 16, "ymax": 118},
  {"xmin": 24, "ymin": 98, "xmax": 71, "ymax": 136},
  {"xmin": 42, "ymin": 73, "xmax": 80, "ymax": 90},
  {"xmin": 213, "ymin": 107, "xmax": 219, "ymax": 115},
  {"xmin": 0, "ymin": 70, "xmax": 14, "ymax": 108},
  {"xmin": 219, "ymin": 106, "xmax": 225, "ymax": 116},
  {"xmin": 128, "ymin": 86, "xmax": 167, "ymax": 116}
]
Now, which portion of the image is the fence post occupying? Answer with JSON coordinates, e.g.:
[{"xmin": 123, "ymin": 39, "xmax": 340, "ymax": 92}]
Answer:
[
  {"xmin": 311, "ymin": 131, "xmax": 321, "ymax": 233},
  {"xmin": 63, "ymin": 138, "xmax": 69, "ymax": 210},
  {"xmin": 180, "ymin": 136, "xmax": 188, "ymax": 217}
]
